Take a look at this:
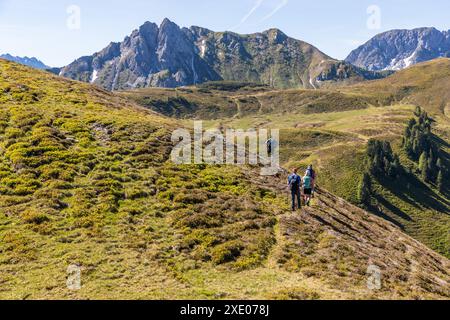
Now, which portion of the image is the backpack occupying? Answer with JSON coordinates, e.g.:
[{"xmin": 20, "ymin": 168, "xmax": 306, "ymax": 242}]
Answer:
[
  {"xmin": 289, "ymin": 175, "xmax": 300, "ymax": 191},
  {"xmin": 306, "ymin": 169, "xmax": 316, "ymax": 180},
  {"xmin": 303, "ymin": 176, "xmax": 312, "ymax": 189}
]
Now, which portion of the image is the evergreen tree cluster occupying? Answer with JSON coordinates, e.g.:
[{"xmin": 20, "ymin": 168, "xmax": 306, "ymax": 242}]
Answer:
[
  {"xmin": 366, "ymin": 139, "xmax": 401, "ymax": 178},
  {"xmin": 358, "ymin": 139, "xmax": 401, "ymax": 207},
  {"xmin": 403, "ymin": 107, "xmax": 433, "ymax": 160},
  {"xmin": 402, "ymin": 106, "xmax": 446, "ymax": 189}
]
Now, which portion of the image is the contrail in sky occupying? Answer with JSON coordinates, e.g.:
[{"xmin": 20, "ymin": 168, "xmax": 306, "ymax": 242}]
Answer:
[
  {"xmin": 260, "ymin": 0, "xmax": 289, "ymax": 23},
  {"xmin": 231, "ymin": 0, "xmax": 264, "ymax": 30}
]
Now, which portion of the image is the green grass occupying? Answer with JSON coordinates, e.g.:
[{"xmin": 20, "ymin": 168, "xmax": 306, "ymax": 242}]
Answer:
[
  {"xmin": 125, "ymin": 59, "xmax": 450, "ymax": 259},
  {"xmin": 0, "ymin": 59, "xmax": 449, "ymax": 300}
]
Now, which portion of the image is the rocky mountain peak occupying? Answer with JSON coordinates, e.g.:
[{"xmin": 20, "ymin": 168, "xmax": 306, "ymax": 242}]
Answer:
[
  {"xmin": 346, "ymin": 27, "xmax": 450, "ymax": 71},
  {"xmin": 59, "ymin": 19, "xmax": 389, "ymax": 90},
  {"xmin": 263, "ymin": 28, "xmax": 288, "ymax": 44},
  {"xmin": 0, "ymin": 54, "xmax": 49, "ymax": 69}
]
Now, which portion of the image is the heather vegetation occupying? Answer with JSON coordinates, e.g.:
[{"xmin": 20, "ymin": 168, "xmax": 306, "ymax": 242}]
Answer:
[
  {"xmin": 0, "ymin": 59, "xmax": 448, "ymax": 299},
  {"xmin": 125, "ymin": 59, "xmax": 450, "ymax": 259}
]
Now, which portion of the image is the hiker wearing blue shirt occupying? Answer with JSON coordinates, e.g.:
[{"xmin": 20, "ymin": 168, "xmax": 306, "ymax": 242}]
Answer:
[
  {"xmin": 303, "ymin": 170, "xmax": 313, "ymax": 206},
  {"xmin": 288, "ymin": 168, "xmax": 302, "ymax": 211}
]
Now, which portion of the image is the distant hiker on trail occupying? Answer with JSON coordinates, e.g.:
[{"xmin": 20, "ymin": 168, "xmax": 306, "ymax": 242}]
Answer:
[
  {"xmin": 305, "ymin": 165, "xmax": 316, "ymax": 197},
  {"xmin": 303, "ymin": 170, "xmax": 313, "ymax": 206},
  {"xmin": 266, "ymin": 137, "xmax": 273, "ymax": 156},
  {"xmin": 288, "ymin": 168, "xmax": 302, "ymax": 211}
]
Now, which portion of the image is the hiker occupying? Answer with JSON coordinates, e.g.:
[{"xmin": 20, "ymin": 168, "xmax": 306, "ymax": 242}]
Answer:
[
  {"xmin": 305, "ymin": 165, "xmax": 316, "ymax": 197},
  {"xmin": 266, "ymin": 137, "xmax": 273, "ymax": 156},
  {"xmin": 303, "ymin": 170, "xmax": 313, "ymax": 206},
  {"xmin": 288, "ymin": 168, "xmax": 302, "ymax": 211}
]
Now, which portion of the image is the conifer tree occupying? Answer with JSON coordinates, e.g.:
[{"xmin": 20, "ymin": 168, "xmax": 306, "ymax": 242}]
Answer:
[
  {"xmin": 436, "ymin": 158, "xmax": 442, "ymax": 170},
  {"xmin": 358, "ymin": 173, "xmax": 372, "ymax": 206},
  {"xmin": 419, "ymin": 152, "xmax": 429, "ymax": 182},
  {"xmin": 414, "ymin": 106, "xmax": 422, "ymax": 117},
  {"xmin": 437, "ymin": 170, "xmax": 444, "ymax": 193}
]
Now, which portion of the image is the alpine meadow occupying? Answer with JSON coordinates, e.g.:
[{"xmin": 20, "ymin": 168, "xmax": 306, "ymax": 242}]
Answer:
[{"xmin": 0, "ymin": 2, "xmax": 449, "ymax": 302}]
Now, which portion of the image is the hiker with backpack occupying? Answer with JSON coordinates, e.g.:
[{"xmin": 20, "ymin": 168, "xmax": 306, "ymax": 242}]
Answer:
[
  {"xmin": 266, "ymin": 137, "xmax": 273, "ymax": 156},
  {"xmin": 303, "ymin": 170, "xmax": 313, "ymax": 206},
  {"xmin": 305, "ymin": 165, "xmax": 316, "ymax": 198},
  {"xmin": 288, "ymin": 168, "xmax": 302, "ymax": 211}
]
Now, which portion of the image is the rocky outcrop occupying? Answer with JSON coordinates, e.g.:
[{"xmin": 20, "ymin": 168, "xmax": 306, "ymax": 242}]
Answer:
[
  {"xmin": 60, "ymin": 19, "xmax": 386, "ymax": 90},
  {"xmin": 346, "ymin": 27, "xmax": 450, "ymax": 71},
  {"xmin": 0, "ymin": 54, "xmax": 49, "ymax": 70}
]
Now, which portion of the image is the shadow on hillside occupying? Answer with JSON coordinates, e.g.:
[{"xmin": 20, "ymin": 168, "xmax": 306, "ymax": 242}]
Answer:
[
  {"xmin": 366, "ymin": 202, "xmax": 405, "ymax": 230},
  {"xmin": 373, "ymin": 194, "xmax": 413, "ymax": 223},
  {"xmin": 435, "ymin": 135, "xmax": 450, "ymax": 199},
  {"xmin": 377, "ymin": 170, "xmax": 450, "ymax": 216},
  {"xmin": 432, "ymin": 134, "xmax": 450, "ymax": 149},
  {"xmin": 372, "ymin": 131, "xmax": 450, "ymax": 218}
]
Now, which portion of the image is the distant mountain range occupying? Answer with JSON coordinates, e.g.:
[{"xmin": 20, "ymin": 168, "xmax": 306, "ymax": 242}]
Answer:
[
  {"xmin": 346, "ymin": 27, "xmax": 450, "ymax": 71},
  {"xmin": 4, "ymin": 23, "xmax": 448, "ymax": 90},
  {"xmin": 58, "ymin": 18, "xmax": 388, "ymax": 91},
  {"xmin": 0, "ymin": 54, "xmax": 49, "ymax": 70}
]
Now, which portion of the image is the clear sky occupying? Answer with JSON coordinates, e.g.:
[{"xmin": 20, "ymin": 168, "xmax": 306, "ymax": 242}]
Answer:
[{"xmin": 0, "ymin": 0, "xmax": 449, "ymax": 67}]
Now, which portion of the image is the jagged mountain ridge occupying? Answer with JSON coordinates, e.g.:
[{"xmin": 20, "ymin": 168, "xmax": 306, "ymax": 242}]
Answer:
[
  {"xmin": 346, "ymin": 27, "xmax": 450, "ymax": 71},
  {"xmin": 59, "ymin": 19, "xmax": 388, "ymax": 91},
  {"xmin": 0, "ymin": 54, "xmax": 49, "ymax": 70}
]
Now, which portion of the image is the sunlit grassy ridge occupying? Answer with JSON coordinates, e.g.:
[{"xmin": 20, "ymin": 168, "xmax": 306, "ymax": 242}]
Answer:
[
  {"xmin": 0, "ymin": 60, "xmax": 286, "ymax": 298},
  {"xmin": 124, "ymin": 59, "xmax": 450, "ymax": 259},
  {"xmin": 0, "ymin": 60, "xmax": 448, "ymax": 299}
]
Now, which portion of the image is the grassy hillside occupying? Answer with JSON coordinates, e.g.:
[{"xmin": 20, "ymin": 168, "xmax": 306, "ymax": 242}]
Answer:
[
  {"xmin": 122, "ymin": 59, "xmax": 450, "ymax": 259},
  {"xmin": 121, "ymin": 59, "xmax": 450, "ymax": 120},
  {"xmin": 0, "ymin": 60, "xmax": 448, "ymax": 299},
  {"xmin": 342, "ymin": 58, "xmax": 450, "ymax": 116},
  {"xmin": 119, "ymin": 81, "xmax": 379, "ymax": 120}
]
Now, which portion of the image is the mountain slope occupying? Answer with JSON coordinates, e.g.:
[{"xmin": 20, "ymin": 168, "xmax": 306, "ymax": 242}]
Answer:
[
  {"xmin": 59, "ymin": 19, "xmax": 387, "ymax": 91},
  {"xmin": 346, "ymin": 27, "xmax": 450, "ymax": 71},
  {"xmin": 122, "ymin": 59, "xmax": 450, "ymax": 260},
  {"xmin": 0, "ymin": 60, "xmax": 448, "ymax": 299},
  {"xmin": 120, "ymin": 59, "xmax": 450, "ymax": 120},
  {"xmin": 341, "ymin": 58, "xmax": 450, "ymax": 118},
  {"xmin": 0, "ymin": 54, "xmax": 49, "ymax": 70}
]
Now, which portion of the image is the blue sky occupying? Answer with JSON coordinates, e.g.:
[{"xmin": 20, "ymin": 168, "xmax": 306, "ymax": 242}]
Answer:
[{"xmin": 0, "ymin": 0, "xmax": 449, "ymax": 67}]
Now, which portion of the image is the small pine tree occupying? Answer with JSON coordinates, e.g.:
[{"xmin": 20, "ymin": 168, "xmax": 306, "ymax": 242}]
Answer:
[
  {"xmin": 370, "ymin": 154, "xmax": 379, "ymax": 174},
  {"xmin": 429, "ymin": 148, "xmax": 436, "ymax": 168},
  {"xmin": 436, "ymin": 158, "xmax": 442, "ymax": 170},
  {"xmin": 437, "ymin": 170, "xmax": 444, "ymax": 193},
  {"xmin": 390, "ymin": 155, "xmax": 401, "ymax": 178},
  {"xmin": 358, "ymin": 173, "xmax": 372, "ymax": 206},
  {"xmin": 428, "ymin": 149, "xmax": 437, "ymax": 182},
  {"xmin": 414, "ymin": 106, "xmax": 422, "ymax": 117},
  {"xmin": 419, "ymin": 151, "xmax": 430, "ymax": 182}
]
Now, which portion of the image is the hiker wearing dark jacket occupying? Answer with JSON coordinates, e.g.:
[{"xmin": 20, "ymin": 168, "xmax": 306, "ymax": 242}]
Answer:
[
  {"xmin": 266, "ymin": 137, "xmax": 273, "ymax": 155},
  {"xmin": 288, "ymin": 168, "xmax": 302, "ymax": 211}
]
